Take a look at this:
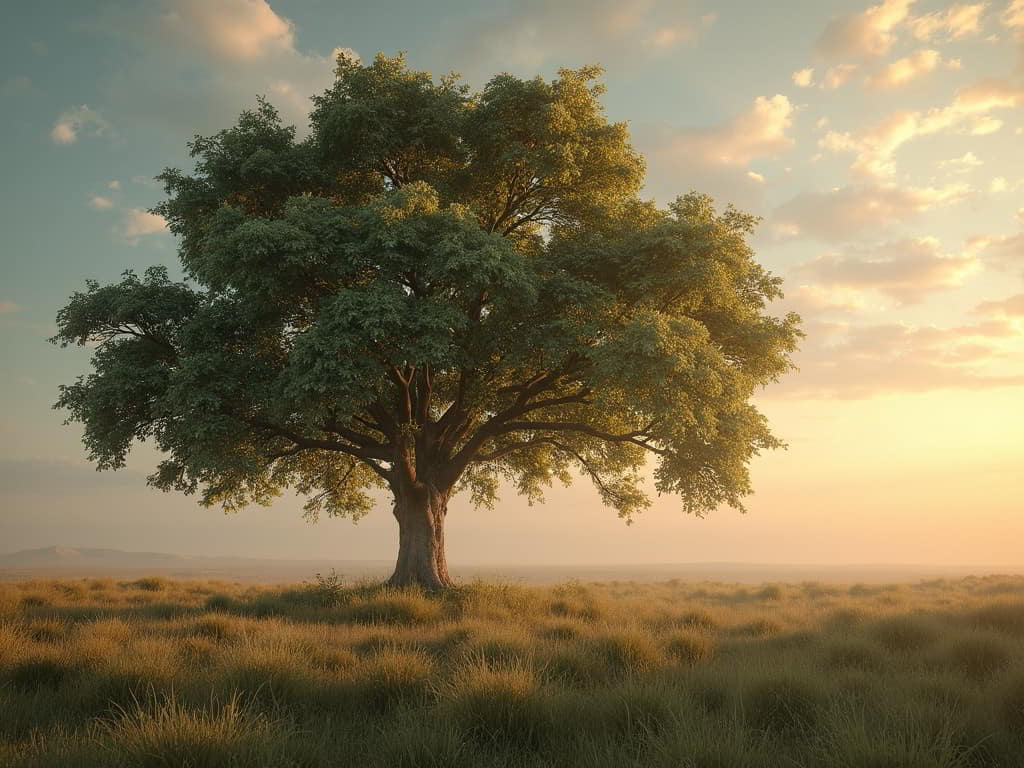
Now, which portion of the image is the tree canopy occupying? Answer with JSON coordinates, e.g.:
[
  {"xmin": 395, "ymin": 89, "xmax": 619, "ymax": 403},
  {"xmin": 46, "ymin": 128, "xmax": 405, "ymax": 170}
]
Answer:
[{"xmin": 53, "ymin": 53, "xmax": 802, "ymax": 588}]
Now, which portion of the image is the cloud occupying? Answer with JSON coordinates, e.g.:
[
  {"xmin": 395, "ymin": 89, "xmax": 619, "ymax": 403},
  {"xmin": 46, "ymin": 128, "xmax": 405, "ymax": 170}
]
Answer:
[
  {"xmin": 792, "ymin": 67, "xmax": 814, "ymax": 87},
  {"xmin": 0, "ymin": 300, "xmax": 20, "ymax": 314},
  {"xmin": 966, "ymin": 231, "xmax": 1024, "ymax": 272},
  {"xmin": 815, "ymin": 0, "xmax": 914, "ymax": 58},
  {"xmin": 636, "ymin": 93, "xmax": 794, "ymax": 210},
  {"xmin": 973, "ymin": 293, "xmax": 1024, "ymax": 316},
  {"xmin": 108, "ymin": 180, "xmax": 121, "ymax": 190},
  {"xmin": 819, "ymin": 78, "xmax": 1024, "ymax": 176},
  {"xmin": 649, "ymin": 94, "xmax": 794, "ymax": 167},
  {"xmin": 773, "ymin": 183, "xmax": 970, "ymax": 242},
  {"xmin": 747, "ymin": 171, "xmax": 766, "ymax": 183},
  {"xmin": 448, "ymin": 0, "xmax": 712, "ymax": 77},
  {"xmin": 771, "ymin": 318, "xmax": 1024, "ymax": 399},
  {"xmin": 159, "ymin": 0, "xmax": 295, "ymax": 61},
  {"xmin": 118, "ymin": 209, "xmax": 168, "ymax": 242},
  {"xmin": 823, "ymin": 64, "xmax": 858, "ymax": 89},
  {"xmin": 89, "ymin": 195, "xmax": 114, "ymax": 210},
  {"xmin": 96, "ymin": 3, "xmax": 358, "ymax": 141},
  {"xmin": 991, "ymin": 176, "xmax": 1008, "ymax": 192},
  {"xmin": 50, "ymin": 105, "xmax": 111, "ymax": 145},
  {"xmin": 908, "ymin": 3, "xmax": 987, "ymax": 41},
  {"xmin": 866, "ymin": 49, "xmax": 941, "ymax": 88},
  {"xmin": 940, "ymin": 151, "xmax": 983, "ymax": 172},
  {"xmin": 1002, "ymin": 0, "xmax": 1024, "ymax": 31},
  {"xmin": 791, "ymin": 237, "xmax": 979, "ymax": 305}
]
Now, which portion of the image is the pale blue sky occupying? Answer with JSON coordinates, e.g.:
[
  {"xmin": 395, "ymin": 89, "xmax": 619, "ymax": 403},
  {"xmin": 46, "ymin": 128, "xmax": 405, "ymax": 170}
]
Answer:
[{"xmin": 2, "ymin": 0, "xmax": 1023, "ymax": 566}]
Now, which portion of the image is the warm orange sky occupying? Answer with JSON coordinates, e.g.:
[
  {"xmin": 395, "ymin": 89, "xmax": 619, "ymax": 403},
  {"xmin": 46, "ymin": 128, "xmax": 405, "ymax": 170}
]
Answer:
[{"xmin": 2, "ymin": 0, "xmax": 1023, "ymax": 566}]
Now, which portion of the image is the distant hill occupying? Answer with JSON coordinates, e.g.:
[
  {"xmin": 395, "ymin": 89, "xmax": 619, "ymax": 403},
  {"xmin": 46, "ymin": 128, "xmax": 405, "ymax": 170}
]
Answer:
[{"xmin": 2, "ymin": 546, "xmax": 1021, "ymax": 584}]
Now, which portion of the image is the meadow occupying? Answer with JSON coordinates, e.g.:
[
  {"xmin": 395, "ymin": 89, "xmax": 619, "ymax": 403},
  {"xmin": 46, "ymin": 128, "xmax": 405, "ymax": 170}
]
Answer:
[{"xmin": 1, "ymin": 574, "xmax": 1024, "ymax": 767}]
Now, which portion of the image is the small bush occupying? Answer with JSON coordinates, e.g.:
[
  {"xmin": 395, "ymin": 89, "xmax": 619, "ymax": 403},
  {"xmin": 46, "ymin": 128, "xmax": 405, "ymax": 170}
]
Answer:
[
  {"xmin": 943, "ymin": 635, "xmax": 1013, "ymax": 680},
  {"xmin": 999, "ymin": 674, "xmax": 1024, "ymax": 730},
  {"xmin": 872, "ymin": 616, "xmax": 937, "ymax": 652},
  {"xmin": 738, "ymin": 618, "xmax": 782, "ymax": 638},
  {"xmin": 589, "ymin": 627, "xmax": 663, "ymax": 676},
  {"xmin": 8, "ymin": 657, "xmax": 76, "ymax": 692},
  {"xmin": 678, "ymin": 609, "xmax": 718, "ymax": 630},
  {"xmin": 823, "ymin": 640, "xmax": 886, "ymax": 673},
  {"xmin": 347, "ymin": 591, "xmax": 442, "ymax": 626},
  {"xmin": 130, "ymin": 577, "xmax": 167, "ymax": 592},
  {"xmin": 203, "ymin": 594, "xmax": 235, "ymax": 612},
  {"xmin": 664, "ymin": 630, "xmax": 714, "ymax": 666},
  {"xmin": 974, "ymin": 602, "xmax": 1024, "ymax": 635},
  {"xmin": 27, "ymin": 619, "xmax": 66, "ymax": 644},
  {"xmin": 96, "ymin": 692, "xmax": 293, "ymax": 767},
  {"xmin": 744, "ymin": 676, "xmax": 825, "ymax": 736},
  {"xmin": 444, "ymin": 654, "xmax": 550, "ymax": 749},
  {"xmin": 345, "ymin": 647, "xmax": 434, "ymax": 712}
]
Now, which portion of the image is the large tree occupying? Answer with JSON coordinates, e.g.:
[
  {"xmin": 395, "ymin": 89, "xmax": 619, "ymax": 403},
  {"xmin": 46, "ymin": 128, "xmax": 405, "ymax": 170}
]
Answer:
[{"xmin": 53, "ymin": 54, "xmax": 801, "ymax": 589}]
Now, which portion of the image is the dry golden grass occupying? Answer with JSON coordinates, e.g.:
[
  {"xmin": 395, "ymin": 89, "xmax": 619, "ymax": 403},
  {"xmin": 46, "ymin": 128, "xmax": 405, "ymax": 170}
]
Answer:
[{"xmin": 0, "ymin": 574, "xmax": 1023, "ymax": 766}]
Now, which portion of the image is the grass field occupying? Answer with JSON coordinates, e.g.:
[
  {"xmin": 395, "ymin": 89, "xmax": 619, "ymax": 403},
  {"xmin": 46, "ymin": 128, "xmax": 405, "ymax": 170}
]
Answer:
[{"xmin": 2, "ymin": 574, "xmax": 1024, "ymax": 767}]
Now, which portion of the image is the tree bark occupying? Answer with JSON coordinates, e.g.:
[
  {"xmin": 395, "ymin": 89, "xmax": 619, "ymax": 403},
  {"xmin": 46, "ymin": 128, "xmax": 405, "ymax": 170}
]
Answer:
[{"xmin": 387, "ymin": 484, "xmax": 453, "ymax": 590}]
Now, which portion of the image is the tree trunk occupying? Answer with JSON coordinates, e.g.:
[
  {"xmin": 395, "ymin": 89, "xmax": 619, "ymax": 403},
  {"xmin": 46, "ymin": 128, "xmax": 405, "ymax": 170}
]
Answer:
[{"xmin": 387, "ymin": 484, "xmax": 453, "ymax": 590}]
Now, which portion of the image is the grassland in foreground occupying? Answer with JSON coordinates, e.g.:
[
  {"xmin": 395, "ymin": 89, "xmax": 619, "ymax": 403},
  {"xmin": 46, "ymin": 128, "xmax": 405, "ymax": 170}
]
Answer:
[{"xmin": 2, "ymin": 574, "xmax": 1024, "ymax": 767}]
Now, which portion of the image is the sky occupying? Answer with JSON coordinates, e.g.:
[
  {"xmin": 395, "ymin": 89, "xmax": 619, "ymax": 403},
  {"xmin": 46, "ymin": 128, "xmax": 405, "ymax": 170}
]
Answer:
[{"xmin": 1, "ymin": 0, "xmax": 1023, "ymax": 568}]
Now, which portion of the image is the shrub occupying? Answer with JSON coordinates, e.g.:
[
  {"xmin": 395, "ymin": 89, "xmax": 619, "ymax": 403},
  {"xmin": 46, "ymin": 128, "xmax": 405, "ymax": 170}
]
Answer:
[
  {"xmin": 823, "ymin": 640, "xmax": 886, "ymax": 673},
  {"xmin": 663, "ymin": 630, "xmax": 714, "ymax": 666},
  {"xmin": 95, "ymin": 692, "xmax": 294, "ymax": 767},
  {"xmin": 444, "ymin": 654, "xmax": 550, "ymax": 749},
  {"xmin": 999, "ymin": 674, "xmax": 1024, "ymax": 730},
  {"xmin": 345, "ymin": 647, "xmax": 434, "ymax": 713},
  {"xmin": 872, "ymin": 616, "xmax": 938, "ymax": 653},
  {"xmin": 347, "ymin": 591, "xmax": 442, "ymax": 626},
  {"xmin": 974, "ymin": 602, "xmax": 1024, "ymax": 635},
  {"xmin": 8, "ymin": 657, "xmax": 76, "ymax": 692},
  {"xmin": 744, "ymin": 676, "xmax": 825, "ymax": 736},
  {"xmin": 204, "ymin": 594, "xmax": 235, "ymax": 612},
  {"xmin": 589, "ymin": 627, "xmax": 663, "ymax": 676},
  {"xmin": 678, "ymin": 609, "xmax": 718, "ymax": 631},
  {"xmin": 943, "ymin": 635, "xmax": 1013, "ymax": 680},
  {"xmin": 130, "ymin": 577, "xmax": 167, "ymax": 592}
]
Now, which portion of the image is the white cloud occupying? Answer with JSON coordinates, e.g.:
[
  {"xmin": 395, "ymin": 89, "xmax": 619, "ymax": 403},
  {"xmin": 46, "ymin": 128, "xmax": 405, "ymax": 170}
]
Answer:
[
  {"xmin": 991, "ymin": 176, "xmax": 1008, "ymax": 192},
  {"xmin": 774, "ymin": 183, "xmax": 970, "ymax": 242},
  {"xmin": 816, "ymin": 0, "xmax": 914, "ymax": 58},
  {"xmin": 0, "ymin": 300, "xmax": 20, "ymax": 314},
  {"xmin": 50, "ymin": 105, "xmax": 110, "ymax": 145},
  {"xmin": 941, "ymin": 151, "xmax": 983, "ymax": 171},
  {"xmin": 866, "ymin": 49, "xmax": 941, "ymax": 88},
  {"xmin": 747, "ymin": 171, "xmax": 766, "ymax": 183},
  {"xmin": 657, "ymin": 94, "xmax": 794, "ymax": 167},
  {"xmin": 791, "ymin": 237, "xmax": 979, "ymax": 305},
  {"xmin": 636, "ymin": 94, "xmax": 794, "ymax": 209},
  {"xmin": 819, "ymin": 78, "xmax": 1024, "ymax": 176},
  {"xmin": 823, "ymin": 64, "xmax": 858, "ymax": 89},
  {"xmin": 792, "ymin": 67, "xmax": 814, "ymax": 87},
  {"xmin": 973, "ymin": 293, "xmax": 1024, "ymax": 316},
  {"xmin": 449, "ymin": 0, "xmax": 712, "ymax": 77},
  {"xmin": 159, "ymin": 0, "xmax": 295, "ymax": 61},
  {"xmin": 770, "ymin": 318, "xmax": 1023, "ymax": 399},
  {"xmin": 89, "ymin": 195, "xmax": 114, "ymax": 210},
  {"xmin": 1002, "ymin": 0, "xmax": 1024, "ymax": 30},
  {"xmin": 908, "ymin": 3, "xmax": 987, "ymax": 41},
  {"xmin": 967, "ymin": 231, "xmax": 1024, "ymax": 272},
  {"xmin": 100, "ymin": 4, "xmax": 359, "ymax": 140},
  {"xmin": 118, "ymin": 209, "xmax": 168, "ymax": 242},
  {"xmin": 108, "ymin": 180, "xmax": 121, "ymax": 190}
]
